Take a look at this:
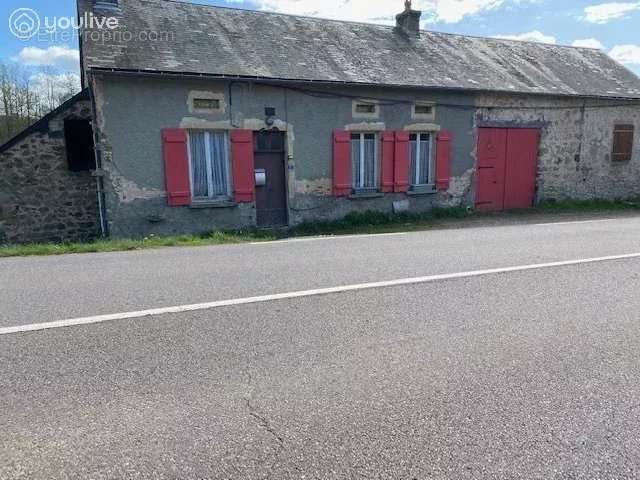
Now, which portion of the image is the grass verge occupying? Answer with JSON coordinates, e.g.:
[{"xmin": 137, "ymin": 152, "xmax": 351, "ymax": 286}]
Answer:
[
  {"xmin": 2, "ymin": 199, "xmax": 639, "ymax": 258},
  {"xmin": 0, "ymin": 230, "xmax": 277, "ymax": 258}
]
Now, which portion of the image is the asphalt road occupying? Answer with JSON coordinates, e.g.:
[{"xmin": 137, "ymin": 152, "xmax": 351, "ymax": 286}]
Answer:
[
  {"xmin": 2, "ymin": 215, "xmax": 640, "ymax": 326},
  {"xmin": 2, "ymin": 215, "xmax": 640, "ymax": 478}
]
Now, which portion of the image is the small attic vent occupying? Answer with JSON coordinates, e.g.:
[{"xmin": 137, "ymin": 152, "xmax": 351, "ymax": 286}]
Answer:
[
  {"xmin": 414, "ymin": 104, "xmax": 433, "ymax": 115},
  {"xmin": 355, "ymin": 103, "xmax": 376, "ymax": 114},
  {"xmin": 193, "ymin": 98, "xmax": 221, "ymax": 110}
]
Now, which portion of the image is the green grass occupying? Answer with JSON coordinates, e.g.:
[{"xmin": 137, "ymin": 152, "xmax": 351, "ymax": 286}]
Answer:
[
  {"xmin": 2, "ymin": 199, "xmax": 639, "ymax": 258},
  {"xmin": 536, "ymin": 198, "xmax": 640, "ymax": 212},
  {"xmin": 290, "ymin": 207, "xmax": 471, "ymax": 236},
  {"xmin": 0, "ymin": 230, "xmax": 277, "ymax": 258}
]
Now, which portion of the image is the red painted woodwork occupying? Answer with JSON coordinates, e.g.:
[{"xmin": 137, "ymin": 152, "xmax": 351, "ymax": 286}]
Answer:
[
  {"xmin": 333, "ymin": 130, "xmax": 352, "ymax": 197},
  {"xmin": 230, "ymin": 129, "xmax": 256, "ymax": 203},
  {"xmin": 394, "ymin": 131, "xmax": 410, "ymax": 193},
  {"xmin": 436, "ymin": 130, "xmax": 452, "ymax": 191},
  {"xmin": 476, "ymin": 128, "xmax": 508, "ymax": 211},
  {"xmin": 381, "ymin": 131, "xmax": 395, "ymax": 193},
  {"xmin": 503, "ymin": 129, "xmax": 539, "ymax": 210},
  {"xmin": 476, "ymin": 128, "xmax": 539, "ymax": 211},
  {"xmin": 162, "ymin": 128, "xmax": 191, "ymax": 206}
]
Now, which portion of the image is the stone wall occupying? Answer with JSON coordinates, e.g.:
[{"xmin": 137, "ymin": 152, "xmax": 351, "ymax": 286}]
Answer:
[
  {"xmin": 0, "ymin": 95, "xmax": 100, "ymax": 244},
  {"xmin": 476, "ymin": 94, "xmax": 640, "ymax": 202}
]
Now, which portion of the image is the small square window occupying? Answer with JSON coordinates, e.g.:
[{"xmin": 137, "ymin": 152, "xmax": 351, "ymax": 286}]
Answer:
[
  {"xmin": 415, "ymin": 105, "xmax": 433, "ymax": 115},
  {"xmin": 612, "ymin": 124, "xmax": 634, "ymax": 162},
  {"xmin": 352, "ymin": 100, "xmax": 379, "ymax": 118},
  {"xmin": 355, "ymin": 104, "xmax": 376, "ymax": 114},
  {"xmin": 413, "ymin": 102, "xmax": 436, "ymax": 120},
  {"xmin": 193, "ymin": 98, "xmax": 221, "ymax": 111}
]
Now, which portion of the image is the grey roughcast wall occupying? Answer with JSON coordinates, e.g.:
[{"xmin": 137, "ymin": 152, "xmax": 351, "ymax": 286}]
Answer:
[
  {"xmin": 91, "ymin": 73, "xmax": 640, "ymax": 239},
  {"xmin": 91, "ymin": 74, "xmax": 477, "ymax": 238}
]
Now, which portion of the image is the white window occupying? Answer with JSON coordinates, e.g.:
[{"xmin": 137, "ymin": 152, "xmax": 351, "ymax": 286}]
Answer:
[
  {"xmin": 410, "ymin": 132, "xmax": 434, "ymax": 186},
  {"xmin": 188, "ymin": 130, "xmax": 232, "ymax": 200},
  {"xmin": 351, "ymin": 132, "xmax": 379, "ymax": 192}
]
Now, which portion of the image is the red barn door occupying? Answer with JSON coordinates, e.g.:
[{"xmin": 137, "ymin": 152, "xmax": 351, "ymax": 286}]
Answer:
[
  {"xmin": 476, "ymin": 128, "xmax": 539, "ymax": 211},
  {"xmin": 476, "ymin": 128, "xmax": 508, "ymax": 211},
  {"xmin": 503, "ymin": 129, "xmax": 540, "ymax": 210}
]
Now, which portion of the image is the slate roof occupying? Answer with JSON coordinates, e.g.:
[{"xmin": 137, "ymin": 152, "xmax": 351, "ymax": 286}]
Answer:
[{"xmin": 79, "ymin": 0, "xmax": 640, "ymax": 99}]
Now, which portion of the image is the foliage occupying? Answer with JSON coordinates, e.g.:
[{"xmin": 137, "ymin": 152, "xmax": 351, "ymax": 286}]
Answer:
[{"xmin": 0, "ymin": 62, "xmax": 80, "ymax": 145}]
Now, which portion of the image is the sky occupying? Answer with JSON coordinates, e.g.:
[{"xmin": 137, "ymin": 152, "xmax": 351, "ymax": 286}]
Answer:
[{"xmin": 1, "ymin": 0, "xmax": 639, "ymax": 94}]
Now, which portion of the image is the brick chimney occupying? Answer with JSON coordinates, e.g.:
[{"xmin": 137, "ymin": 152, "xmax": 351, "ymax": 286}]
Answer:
[{"xmin": 395, "ymin": 0, "xmax": 422, "ymax": 37}]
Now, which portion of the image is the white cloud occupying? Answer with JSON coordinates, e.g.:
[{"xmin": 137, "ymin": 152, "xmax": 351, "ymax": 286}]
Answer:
[
  {"xmin": 430, "ymin": 0, "xmax": 507, "ymax": 23},
  {"xmin": 583, "ymin": 2, "xmax": 640, "ymax": 23},
  {"xmin": 28, "ymin": 72, "xmax": 82, "ymax": 105},
  {"xmin": 15, "ymin": 46, "xmax": 79, "ymax": 70},
  {"xmin": 252, "ymin": 0, "xmax": 535, "ymax": 24},
  {"xmin": 493, "ymin": 30, "xmax": 556, "ymax": 44},
  {"xmin": 571, "ymin": 38, "xmax": 605, "ymax": 49},
  {"xmin": 609, "ymin": 44, "xmax": 640, "ymax": 64}
]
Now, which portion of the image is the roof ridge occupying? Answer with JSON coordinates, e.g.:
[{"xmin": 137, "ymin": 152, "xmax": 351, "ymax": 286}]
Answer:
[{"xmin": 149, "ymin": 0, "xmax": 607, "ymax": 52}]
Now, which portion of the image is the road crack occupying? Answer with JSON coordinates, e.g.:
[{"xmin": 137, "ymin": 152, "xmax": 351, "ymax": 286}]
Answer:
[{"xmin": 245, "ymin": 372, "xmax": 285, "ymax": 479}]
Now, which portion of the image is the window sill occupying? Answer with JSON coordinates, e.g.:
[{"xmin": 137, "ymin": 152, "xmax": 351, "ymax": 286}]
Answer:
[
  {"xmin": 349, "ymin": 191, "xmax": 384, "ymax": 200},
  {"xmin": 190, "ymin": 200, "xmax": 237, "ymax": 209},
  {"xmin": 407, "ymin": 185, "xmax": 437, "ymax": 196}
]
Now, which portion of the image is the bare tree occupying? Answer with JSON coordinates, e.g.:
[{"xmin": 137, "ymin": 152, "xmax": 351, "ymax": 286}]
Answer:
[{"xmin": 0, "ymin": 61, "xmax": 81, "ymax": 145}]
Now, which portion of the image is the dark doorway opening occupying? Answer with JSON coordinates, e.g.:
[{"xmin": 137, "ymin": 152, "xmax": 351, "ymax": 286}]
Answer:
[
  {"xmin": 254, "ymin": 130, "xmax": 288, "ymax": 227},
  {"xmin": 64, "ymin": 119, "xmax": 95, "ymax": 172}
]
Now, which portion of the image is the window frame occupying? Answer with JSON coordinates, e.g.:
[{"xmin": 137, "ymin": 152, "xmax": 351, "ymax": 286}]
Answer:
[
  {"xmin": 612, "ymin": 124, "xmax": 635, "ymax": 162},
  {"xmin": 188, "ymin": 91, "xmax": 226, "ymax": 115},
  {"xmin": 352, "ymin": 99, "xmax": 380, "ymax": 119},
  {"xmin": 412, "ymin": 102, "xmax": 436, "ymax": 121},
  {"xmin": 409, "ymin": 132, "xmax": 435, "ymax": 187},
  {"xmin": 187, "ymin": 130, "xmax": 233, "ymax": 202},
  {"xmin": 350, "ymin": 132, "xmax": 380, "ymax": 193},
  {"xmin": 192, "ymin": 98, "xmax": 221, "ymax": 111}
]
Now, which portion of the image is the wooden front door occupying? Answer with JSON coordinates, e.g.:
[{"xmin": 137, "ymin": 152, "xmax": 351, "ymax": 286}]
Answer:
[
  {"xmin": 476, "ymin": 128, "xmax": 540, "ymax": 211},
  {"xmin": 254, "ymin": 131, "xmax": 288, "ymax": 227}
]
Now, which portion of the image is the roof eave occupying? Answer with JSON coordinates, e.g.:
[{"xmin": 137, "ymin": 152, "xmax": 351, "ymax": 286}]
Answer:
[{"xmin": 86, "ymin": 67, "xmax": 640, "ymax": 102}]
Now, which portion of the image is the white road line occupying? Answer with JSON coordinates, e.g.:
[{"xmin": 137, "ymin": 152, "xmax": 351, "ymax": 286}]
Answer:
[
  {"xmin": 534, "ymin": 219, "xmax": 615, "ymax": 226},
  {"xmin": 2, "ymin": 252, "xmax": 640, "ymax": 336},
  {"xmin": 250, "ymin": 232, "xmax": 408, "ymax": 245}
]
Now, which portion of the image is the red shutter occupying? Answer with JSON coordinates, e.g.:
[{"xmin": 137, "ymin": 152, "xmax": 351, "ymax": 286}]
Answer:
[
  {"xmin": 381, "ymin": 131, "xmax": 395, "ymax": 193},
  {"xmin": 333, "ymin": 130, "xmax": 351, "ymax": 197},
  {"xmin": 394, "ymin": 131, "xmax": 410, "ymax": 193},
  {"xmin": 436, "ymin": 130, "xmax": 452, "ymax": 191},
  {"xmin": 162, "ymin": 128, "xmax": 191, "ymax": 206},
  {"xmin": 230, "ymin": 129, "xmax": 255, "ymax": 203}
]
